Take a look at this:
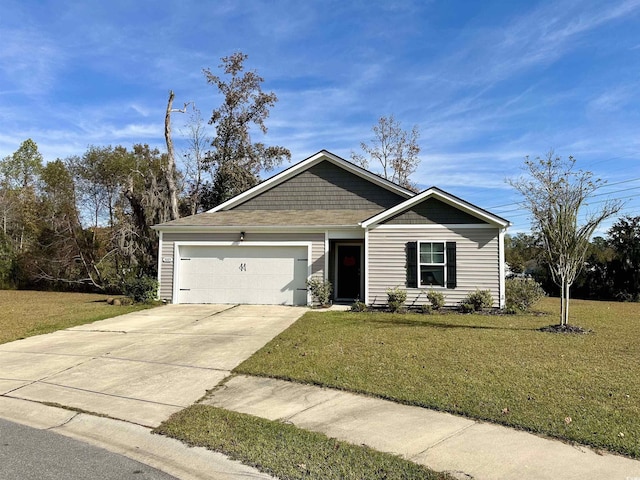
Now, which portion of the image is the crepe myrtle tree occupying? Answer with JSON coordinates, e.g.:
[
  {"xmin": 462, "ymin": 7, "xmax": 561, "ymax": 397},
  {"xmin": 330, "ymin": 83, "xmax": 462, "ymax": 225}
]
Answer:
[{"xmin": 509, "ymin": 152, "xmax": 621, "ymax": 327}]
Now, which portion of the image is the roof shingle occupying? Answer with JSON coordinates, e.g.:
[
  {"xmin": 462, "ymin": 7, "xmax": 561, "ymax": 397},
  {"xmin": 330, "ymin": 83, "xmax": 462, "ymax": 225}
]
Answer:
[{"xmin": 155, "ymin": 209, "xmax": 383, "ymax": 228}]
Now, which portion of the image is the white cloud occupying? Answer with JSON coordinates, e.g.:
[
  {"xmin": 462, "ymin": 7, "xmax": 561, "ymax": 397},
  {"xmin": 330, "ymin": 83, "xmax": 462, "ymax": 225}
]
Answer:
[
  {"xmin": 587, "ymin": 85, "xmax": 636, "ymax": 113},
  {"xmin": 0, "ymin": 28, "xmax": 64, "ymax": 95}
]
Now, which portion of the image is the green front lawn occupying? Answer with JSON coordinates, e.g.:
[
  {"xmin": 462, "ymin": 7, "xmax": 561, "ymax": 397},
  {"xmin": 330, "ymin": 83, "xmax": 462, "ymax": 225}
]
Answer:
[
  {"xmin": 156, "ymin": 405, "xmax": 451, "ymax": 480},
  {"xmin": 236, "ymin": 297, "xmax": 640, "ymax": 458},
  {"xmin": 0, "ymin": 290, "xmax": 151, "ymax": 345}
]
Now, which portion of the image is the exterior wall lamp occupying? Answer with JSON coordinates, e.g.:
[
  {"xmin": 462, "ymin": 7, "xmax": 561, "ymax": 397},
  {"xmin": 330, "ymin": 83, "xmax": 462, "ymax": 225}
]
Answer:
[{"xmin": 240, "ymin": 231, "xmax": 245, "ymax": 242}]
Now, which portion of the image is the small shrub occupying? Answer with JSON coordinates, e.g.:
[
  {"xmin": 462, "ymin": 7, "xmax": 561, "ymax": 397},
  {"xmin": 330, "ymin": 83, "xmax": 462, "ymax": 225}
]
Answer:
[
  {"xmin": 122, "ymin": 275, "xmax": 158, "ymax": 303},
  {"xmin": 505, "ymin": 277, "xmax": 546, "ymax": 312},
  {"xmin": 462, "ymin": 289, "xmax": 494, "ymax": 311},
  {"xmin": 425, "ymin": 290, "xmax": 445, "ymax": 310},
  {"xmin": 420, "ymin": 304, "xmax": 432, "ymax": 314},
  {"xmin": 386, "ymin": 287, "xmax": 407, "ymax": 313},
  {"xmin": 350, "ymin": 300, "xmax": 368, "ymax": 312},
  {"xmin": 459, "ymin": 302, "xmax": 475, "ymax": 314},
  {"xmin": 306, "ymin": 277, "xmax": 333, "ymax": 307}
]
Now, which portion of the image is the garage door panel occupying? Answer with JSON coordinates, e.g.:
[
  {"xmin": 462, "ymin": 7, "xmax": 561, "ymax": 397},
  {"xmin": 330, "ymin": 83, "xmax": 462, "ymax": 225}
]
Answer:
[{"xmin": 177, "ymin": 245, "xmax": 308, "ymax": 305}]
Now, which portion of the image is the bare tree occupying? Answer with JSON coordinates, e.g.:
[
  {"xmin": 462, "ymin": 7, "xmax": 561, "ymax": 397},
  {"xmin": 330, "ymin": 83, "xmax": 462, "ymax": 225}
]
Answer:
[
  {"xmin": 164, "ymin": 90, "xmax": 189, "ymax": 220},
  {"xmin": 351, "ymin": 115, "xmax": 421, "ymax": 191},
  {"xmin": 509, "ymin": 152, "xmax": 622, "ymax": 327},
  {"xmin": 180, "ymin": 105, "xmax": 210, "ymax": 215}
]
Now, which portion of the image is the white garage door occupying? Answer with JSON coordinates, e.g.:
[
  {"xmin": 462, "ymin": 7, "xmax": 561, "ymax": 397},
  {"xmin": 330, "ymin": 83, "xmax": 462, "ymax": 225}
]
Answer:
[{"xmin": 176, "ymin": 245, "xmax": 309, "ymax": 305}]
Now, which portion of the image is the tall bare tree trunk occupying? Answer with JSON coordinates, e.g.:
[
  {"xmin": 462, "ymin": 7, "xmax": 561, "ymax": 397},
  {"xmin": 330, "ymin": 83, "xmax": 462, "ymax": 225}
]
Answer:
[{"xmin": 164, "ymin": 90, "xmax": 180, "ymax": 221}]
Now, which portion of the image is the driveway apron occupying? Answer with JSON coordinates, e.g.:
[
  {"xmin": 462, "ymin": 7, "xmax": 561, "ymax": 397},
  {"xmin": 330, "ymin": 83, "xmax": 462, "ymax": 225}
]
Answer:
[{"xmin": 0, "ymin": 304, "xmax": 305, "ymax": 427}]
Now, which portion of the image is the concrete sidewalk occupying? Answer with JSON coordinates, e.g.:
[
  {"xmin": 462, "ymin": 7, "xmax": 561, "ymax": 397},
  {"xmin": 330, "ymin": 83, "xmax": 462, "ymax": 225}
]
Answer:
[{"xmin": 204, "ymin": 374, "xmax": 640, "ymax": 480}]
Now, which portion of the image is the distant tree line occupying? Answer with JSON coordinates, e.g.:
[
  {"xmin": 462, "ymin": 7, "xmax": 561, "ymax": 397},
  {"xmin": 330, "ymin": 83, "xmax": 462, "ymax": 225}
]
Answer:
[
  {"xmin": 0, "ymin": 141, "xmax": 176, "ymax": 291},
  {"xmin": 506, "ymin": 215, "xmax": 640, "ymax": 302}
]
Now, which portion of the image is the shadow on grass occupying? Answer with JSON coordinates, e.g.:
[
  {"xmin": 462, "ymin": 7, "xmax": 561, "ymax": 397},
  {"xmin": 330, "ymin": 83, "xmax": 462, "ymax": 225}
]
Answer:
[{"xmin": 349, "ymin": 314, "xmax": 542, "ymax": 332}]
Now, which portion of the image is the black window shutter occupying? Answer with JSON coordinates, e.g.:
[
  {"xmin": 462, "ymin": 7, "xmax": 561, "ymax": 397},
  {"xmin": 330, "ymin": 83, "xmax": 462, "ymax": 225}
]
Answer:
[
  {"xmin": 406, "ymin": 242, "xmax": 417, "ymax": 288},
  {"xmin": 446, "ymin": 242, "xmax": 457, "ymax": 289}
]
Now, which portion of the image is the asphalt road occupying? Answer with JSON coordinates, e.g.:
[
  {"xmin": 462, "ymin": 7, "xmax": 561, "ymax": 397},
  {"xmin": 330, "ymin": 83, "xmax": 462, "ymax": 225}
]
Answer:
[{"xmin": 0, "ymin": 418, "xmax": 177, "ymax": 480}]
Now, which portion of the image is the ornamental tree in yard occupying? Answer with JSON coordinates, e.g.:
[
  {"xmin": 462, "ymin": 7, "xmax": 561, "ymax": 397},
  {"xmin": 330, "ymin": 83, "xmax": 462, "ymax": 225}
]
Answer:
[{"xmin": 509, "ymin": 152, "xmax": 621, "ymax": 327}]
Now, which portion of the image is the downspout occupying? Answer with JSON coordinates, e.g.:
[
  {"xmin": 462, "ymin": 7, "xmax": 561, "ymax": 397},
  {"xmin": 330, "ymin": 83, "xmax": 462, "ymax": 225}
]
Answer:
[
  {"xmin": 498, "ymin": 226, "xmax": 508, "ymax": 309},
  {"xmin": 324, "ymin": 229, "xmax": 329, "ymax": 306},
  {"xmin": 156, "ymin": 230, "xmax": 163, "ymax": 301},
  {"xmin": 324, "ymin": 230, "xmax": 329, "ymax": 282},
  {"xmin": 363, "ymin": 226, "xmax": 370, "ymax": 305}
]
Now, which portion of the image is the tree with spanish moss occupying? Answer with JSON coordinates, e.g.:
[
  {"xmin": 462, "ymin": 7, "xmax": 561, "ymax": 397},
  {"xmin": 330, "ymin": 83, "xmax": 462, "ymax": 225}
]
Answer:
[{"xmin": 509, "ymin": 152, "xmax": 621, "ymax": 327}]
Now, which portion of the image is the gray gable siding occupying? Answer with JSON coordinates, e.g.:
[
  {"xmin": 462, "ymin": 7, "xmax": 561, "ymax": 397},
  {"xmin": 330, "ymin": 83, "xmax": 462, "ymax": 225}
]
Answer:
[
  {"xmin": 383, "ymin": 198, "xmax": 483, "ymax": 225},
  {"xmin": 233, "ymin": 160, "xmax": 406, "ymax": 211}
]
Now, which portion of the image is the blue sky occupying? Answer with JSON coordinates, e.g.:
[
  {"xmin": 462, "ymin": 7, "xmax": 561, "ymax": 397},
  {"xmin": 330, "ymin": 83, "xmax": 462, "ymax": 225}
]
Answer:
[{"xmin": 1, "ymin": 0, "xmax": 639, "ymax": 234}]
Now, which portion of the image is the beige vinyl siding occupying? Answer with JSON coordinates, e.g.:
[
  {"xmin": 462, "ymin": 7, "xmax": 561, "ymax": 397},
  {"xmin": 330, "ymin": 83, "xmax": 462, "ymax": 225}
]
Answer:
[
  {"xmin": 159, "ymin": 232, "xmax": 325, "ymax": 302},
  {"xmin": 367, "ymin": 226, "xmax": 501, "ymax": 308},
  {"xmin": 159, "ymin": 234, "xmax": 177, "ymax": 300}
]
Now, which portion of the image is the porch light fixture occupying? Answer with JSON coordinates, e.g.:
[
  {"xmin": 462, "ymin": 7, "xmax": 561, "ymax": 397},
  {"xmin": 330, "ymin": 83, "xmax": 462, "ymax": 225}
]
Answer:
[{"xmin": 240, "ymin": 231, "xmax": 245, "ymax": 242}]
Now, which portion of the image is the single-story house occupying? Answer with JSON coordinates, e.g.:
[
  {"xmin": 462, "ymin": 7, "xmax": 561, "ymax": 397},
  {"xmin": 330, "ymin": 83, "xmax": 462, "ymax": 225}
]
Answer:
[{"xmin": 153, "ymin": 150, "xmax": 510, "ymax": 308}]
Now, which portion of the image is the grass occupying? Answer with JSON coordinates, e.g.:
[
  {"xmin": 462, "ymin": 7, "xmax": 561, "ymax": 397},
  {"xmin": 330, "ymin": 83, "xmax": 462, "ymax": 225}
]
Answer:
[
  {"xmin": 155, "ymin": 405, "xmax": 452, "ymax": 480},
  {"xmin": 0, "ymin": 290, "xmax": 151, "ymax": 345},
  {"xmin": 236, "ymin": 297, "xmax": 640, "ymax": 458}
]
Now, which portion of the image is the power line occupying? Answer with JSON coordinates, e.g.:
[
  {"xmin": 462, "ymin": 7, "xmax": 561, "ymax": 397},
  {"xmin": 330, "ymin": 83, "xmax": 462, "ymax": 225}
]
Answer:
[
  {"xmin": 598, "ymin": 176, "xmax": 640, "ymax": 189},
  {"xmin": 490, "ymin": 183, "xmax": 640, "ymax": 213},
  {"xmin": 591, "ymin": 185, "xmax": 640, "ymax": 199},
  {"xmin": 503, "ymin": 192, "xmax": 640, "ymax": 221},
  {"xmin": 489, "ymin": 177, "xmax": 640, "ymax": 211},
  {"xmin": 582, "ymin": 153, "xmax": 639, "ymax": 170}
]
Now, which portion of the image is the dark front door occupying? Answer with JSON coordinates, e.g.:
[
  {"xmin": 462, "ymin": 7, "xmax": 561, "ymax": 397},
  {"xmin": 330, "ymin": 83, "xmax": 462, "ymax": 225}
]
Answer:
[{"xmin": 336, "ymin": 244, "xmax": 362, "ymax": 300}]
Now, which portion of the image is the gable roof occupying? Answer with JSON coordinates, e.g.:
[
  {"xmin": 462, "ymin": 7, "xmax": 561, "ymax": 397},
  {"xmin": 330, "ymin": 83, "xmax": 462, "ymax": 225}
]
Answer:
[
  {"xmin": 361, "ymin": 186, "xmax": 510, "ymax": 228},
  {"xmin": 207, "ymin": 150, "xmax": 415, "ymax": 213}
]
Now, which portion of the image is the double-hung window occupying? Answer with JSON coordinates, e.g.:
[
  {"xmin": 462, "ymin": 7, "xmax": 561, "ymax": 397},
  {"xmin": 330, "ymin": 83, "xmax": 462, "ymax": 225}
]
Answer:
[
  {"xmin": 406, "ymin": 241, "xmax": 456, "ymax": 289},
  {"xmin": 419, "ymin": 242, "xmax": 446, "ymax": 287}
]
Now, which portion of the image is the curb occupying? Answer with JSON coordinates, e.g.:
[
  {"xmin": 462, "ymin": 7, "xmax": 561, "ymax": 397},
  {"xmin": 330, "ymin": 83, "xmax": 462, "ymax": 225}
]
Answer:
[{"xmin": 0, "ymin": 396, "xmax": 273, "ymax": 480}]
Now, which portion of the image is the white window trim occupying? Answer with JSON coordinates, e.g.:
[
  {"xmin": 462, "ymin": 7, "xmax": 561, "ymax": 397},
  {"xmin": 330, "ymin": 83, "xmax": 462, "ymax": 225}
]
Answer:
[{"xmin": 418, "ymin": 241, "xmax": 447, "ymax": 288}]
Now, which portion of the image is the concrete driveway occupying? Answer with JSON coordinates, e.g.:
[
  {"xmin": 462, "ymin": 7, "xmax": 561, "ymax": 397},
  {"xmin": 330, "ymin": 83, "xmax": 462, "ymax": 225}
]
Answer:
[{"xmin": 0, "ymin": 304, "xmax": 306, "ymax": 427}]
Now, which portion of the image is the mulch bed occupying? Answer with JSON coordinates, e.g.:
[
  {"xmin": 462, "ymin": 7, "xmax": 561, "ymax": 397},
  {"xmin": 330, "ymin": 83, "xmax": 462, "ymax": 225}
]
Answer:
[{"xmin": 539, "ymin": 324, "xmax": 592, "ymax": 334}]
